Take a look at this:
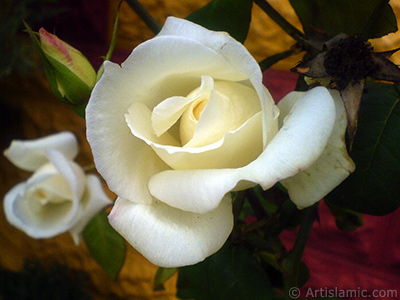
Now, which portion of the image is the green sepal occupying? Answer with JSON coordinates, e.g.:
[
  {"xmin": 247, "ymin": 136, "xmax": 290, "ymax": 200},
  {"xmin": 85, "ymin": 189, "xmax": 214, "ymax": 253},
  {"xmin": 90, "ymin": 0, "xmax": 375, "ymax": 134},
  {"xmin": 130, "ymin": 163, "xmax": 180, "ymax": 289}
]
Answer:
[
  {"xmin": 153, "ymin": 267, "xmax": 178, "ymax": 291},
  {"xmin": 43, "ymin": 53, "xmax": 92, "ymax": 105},
  {"xmin": 83, "ymin": 211, "xmax": 126, "ymax": 280}
]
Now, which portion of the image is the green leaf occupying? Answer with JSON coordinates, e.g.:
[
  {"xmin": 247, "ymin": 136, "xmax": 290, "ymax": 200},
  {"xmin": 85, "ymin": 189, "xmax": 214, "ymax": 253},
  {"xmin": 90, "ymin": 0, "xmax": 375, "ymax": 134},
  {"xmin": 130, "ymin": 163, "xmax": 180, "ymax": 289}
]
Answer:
[
  {"xmin": 289, "ymin": 0, "xmax": 397, "ymax": 39},
  {"xmin": 326, "ymin": 81, "xmax": 400, "ymax": 215},
  {"xmin": 153, "ymin": 267, "xmax": 178, "ymax": 291},
  {"xmin": 186, "ymin": 0, "xmax": 253, "ymax": 43},
  {"xmin": 176, "ymin": 241, "xmax": 273, "ymax": 300},
  {"xmin": 83, "ymin": 211, "xmax": 126, "ymax": 280}
]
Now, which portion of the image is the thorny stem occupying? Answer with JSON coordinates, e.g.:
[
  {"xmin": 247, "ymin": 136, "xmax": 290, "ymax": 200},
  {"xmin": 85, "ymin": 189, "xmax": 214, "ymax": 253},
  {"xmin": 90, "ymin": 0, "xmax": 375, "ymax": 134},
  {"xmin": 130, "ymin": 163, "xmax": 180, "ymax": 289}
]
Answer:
[
  {"xmin": 253, "ymin": 0, "xmax": 311, "ymax": 50},
  {"xmin": 284, "ymin": 202, "xmax": 319, "ymax": 299},
  {"xmin": 125, "ymin": 0, "xmax": 161, "ymax": 34}
]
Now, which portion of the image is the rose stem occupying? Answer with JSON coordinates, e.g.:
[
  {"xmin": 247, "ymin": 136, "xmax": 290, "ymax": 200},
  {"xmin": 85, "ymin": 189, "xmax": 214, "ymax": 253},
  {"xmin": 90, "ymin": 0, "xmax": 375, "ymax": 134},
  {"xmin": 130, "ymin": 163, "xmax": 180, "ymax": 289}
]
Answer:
[
  {"xmin": 284, "ymin": 202, "xmax": 319, "ymax": 298},
  {"xmin": 125, "ymin": 0, "xmax": 161, "ymax": 34},
  {"xmin": 253, "ymin": 0, "xmax": 312, "ymax": 51}
]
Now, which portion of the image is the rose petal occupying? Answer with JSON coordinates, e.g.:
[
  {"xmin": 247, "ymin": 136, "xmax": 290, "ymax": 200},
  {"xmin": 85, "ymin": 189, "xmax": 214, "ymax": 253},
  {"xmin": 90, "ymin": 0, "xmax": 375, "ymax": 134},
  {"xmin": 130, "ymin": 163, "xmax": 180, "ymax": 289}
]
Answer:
[
  {"xmin": 158, "ymin": 17, "xmax": 278, "ymax": 146},
  {"xmin": 127, "ymin": 100, "xmax": 263, "ymax": 172},
  {"xmin": 3, "ymin": 170, "xmax": 77, "ymax": 239},
  {"xmin": 280, "ymin": 90, "xmax": 355, "ymax": 208},
  {"xmin": 69, "ymin": 174, "xmax": 113, "ymax": 245},
  {"xmin": 149, "ymin": 87, "xmax": 336, "ymax": 213},
  {"xmin": 4, "ymin": 131, "xmax": 78, "ymax": 172},
  {"xmin": 45, "ymin": 149, "xmax": 86, "ymax": 202},
  {"xmin": 151, "ymin": 75, "xmax": 215, "ymax": 137},
  {"xmin": 185, "ymin": 80, "xmax": 261, "ymax": 147},
  {"xmin": 108, "ymin": 195, "xmax": 233, "ymax": 267},
  {"xmin": 125, "ymin": 102, "xmax": 181, "ymax": 147}
]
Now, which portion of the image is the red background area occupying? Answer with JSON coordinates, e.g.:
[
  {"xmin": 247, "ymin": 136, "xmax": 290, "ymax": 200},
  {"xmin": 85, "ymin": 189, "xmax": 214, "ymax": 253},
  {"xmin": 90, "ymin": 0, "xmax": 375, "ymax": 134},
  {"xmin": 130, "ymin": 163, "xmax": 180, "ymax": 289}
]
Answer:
[{"xmin": 263, "ymin": 69, "xmax": 400, "ymax": 300}]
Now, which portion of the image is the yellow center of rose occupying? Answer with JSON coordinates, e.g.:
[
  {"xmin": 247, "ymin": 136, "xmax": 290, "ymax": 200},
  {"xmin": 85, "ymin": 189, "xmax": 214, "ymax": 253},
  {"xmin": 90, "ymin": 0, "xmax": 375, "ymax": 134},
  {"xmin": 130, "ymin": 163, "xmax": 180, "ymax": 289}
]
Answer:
[{"xmin": 150, "ymin": 75, "xmax": 262, "ymax": 148}]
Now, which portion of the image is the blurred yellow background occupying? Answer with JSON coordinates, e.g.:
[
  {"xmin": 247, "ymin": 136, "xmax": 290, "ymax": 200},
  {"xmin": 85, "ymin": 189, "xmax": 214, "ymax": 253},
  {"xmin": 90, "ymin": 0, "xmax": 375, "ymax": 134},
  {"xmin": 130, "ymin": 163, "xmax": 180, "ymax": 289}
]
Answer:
[{"xmin": 111, "ymin": 0, "xmax": 400, "ymax": 70}]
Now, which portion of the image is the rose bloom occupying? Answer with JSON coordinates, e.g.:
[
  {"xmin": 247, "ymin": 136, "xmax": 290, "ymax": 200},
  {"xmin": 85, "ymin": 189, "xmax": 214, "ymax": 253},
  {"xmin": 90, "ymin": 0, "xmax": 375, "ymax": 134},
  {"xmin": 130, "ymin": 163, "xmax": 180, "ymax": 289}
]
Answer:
[
  {"xmin": 3, "ymin": 132, "xmax": 111, "ymax": 244},
  {"xmin": 86, "ymin": 17, "xmax": 354, "ymax": 267}
]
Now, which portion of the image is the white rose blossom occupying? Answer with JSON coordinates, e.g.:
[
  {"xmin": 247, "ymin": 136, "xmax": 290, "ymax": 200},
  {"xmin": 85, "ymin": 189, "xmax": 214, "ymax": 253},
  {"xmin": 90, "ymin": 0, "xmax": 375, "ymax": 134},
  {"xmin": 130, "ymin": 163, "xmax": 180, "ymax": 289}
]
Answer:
[
  {"xmin": 86, "ymin": 17, "xmax": 355, "ymax": 267},
  {"xmin": 3, "ymin": 132, "xmax": 112, "ymax": 244}
]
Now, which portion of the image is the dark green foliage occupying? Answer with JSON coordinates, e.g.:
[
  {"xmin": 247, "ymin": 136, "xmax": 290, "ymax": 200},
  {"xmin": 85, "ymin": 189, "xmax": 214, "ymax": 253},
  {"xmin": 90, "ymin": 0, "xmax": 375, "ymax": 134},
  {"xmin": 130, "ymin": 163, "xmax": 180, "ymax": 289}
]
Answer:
[
  {"xmin": 176, "ymin": 241, "xmax": 273, "ymax": 300},
  {"xmin": 187, "ymin": 0, "xmax": 253, "ymax": 43},
  {"xmin": 289, "ymin": 0, "xmax": 397, "ymax": 39},
  {"xmin": 327, "ymin": 81, "xmax": 400, "ymax": 215}
]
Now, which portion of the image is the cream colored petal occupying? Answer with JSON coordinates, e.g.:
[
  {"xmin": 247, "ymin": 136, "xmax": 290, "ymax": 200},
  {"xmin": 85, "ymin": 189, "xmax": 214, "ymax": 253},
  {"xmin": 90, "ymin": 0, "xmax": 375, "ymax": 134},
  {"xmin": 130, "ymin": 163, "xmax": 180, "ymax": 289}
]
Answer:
[
  {"xmin": 152, "ymin": 75, "xmax": 215, "ymax": 137},
  {"xmin": 108, "ymin": 195, "xmax": 233, "ymax": 267},
  {"xmin": 45, "ymin": 149, "xmax": 86, "ymax": 202},
  {"xmin": 149, "ymin": 87, "xmax": 336, "ymax": 213},
  {"xmin": 280, "ymin": 90, "xmax": 355, "ymax": 208},
  {"xmin": 185, "ymin": 80, "xmax": 261, "ymax": 147},
  {"xmin": 4, "ymin": 131, "xmax": 78, "ymax": 172},
  {"xmin": 126, "ymin": 102, "xmax": 181, "ymax": 147},
  {"xmin": 128, "ymin": 100, "xmax": 263, "ymax": 171},
  {"xmin": 158, "ymin": 17, "xmax": 278, "ymax": 146}
]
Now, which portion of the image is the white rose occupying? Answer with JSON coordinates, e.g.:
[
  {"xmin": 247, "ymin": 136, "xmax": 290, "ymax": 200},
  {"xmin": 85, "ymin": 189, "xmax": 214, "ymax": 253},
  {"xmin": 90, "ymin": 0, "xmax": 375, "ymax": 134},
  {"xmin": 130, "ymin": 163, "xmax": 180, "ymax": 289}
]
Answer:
[
  {"xmin": 3, "ymin": 132, "xmax": 112, "ymax": 244},
  {"xmin": 86, "ymin": 17, "xmax": 354, "ymax": 267}
]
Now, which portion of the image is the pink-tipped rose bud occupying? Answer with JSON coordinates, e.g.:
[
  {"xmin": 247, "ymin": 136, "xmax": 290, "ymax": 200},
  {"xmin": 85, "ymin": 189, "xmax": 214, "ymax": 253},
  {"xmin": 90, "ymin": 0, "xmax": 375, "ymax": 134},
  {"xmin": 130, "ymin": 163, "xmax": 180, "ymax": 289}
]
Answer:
[{"xmin": 38, "ymin": 28, "xmax": 96, "ymax": 110}]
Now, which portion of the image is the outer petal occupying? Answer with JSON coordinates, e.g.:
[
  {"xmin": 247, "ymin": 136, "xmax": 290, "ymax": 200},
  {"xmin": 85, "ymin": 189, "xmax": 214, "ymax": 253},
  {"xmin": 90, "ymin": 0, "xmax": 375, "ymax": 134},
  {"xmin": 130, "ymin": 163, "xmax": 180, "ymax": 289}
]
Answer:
[
  {"xmin": 280, "ymin": 90, "xmax": 355, "ymax": 208},
  {"xmin": 158, "ymin": 17, "xmax": 278, "ymax": 146},
  {"xmin": 4, "ymin": 131, "xmax": 78, "ymax": 172},
  {"xmin": 108, "ymin": 195, "xmax": 233, "ymax": 267},
  {"xmin": 69, "ymin": 174, "xmax": 113, "ymax": 245},
  {"xmin": 149, "ymin": 87, "xmax": 336, "ymax": 213}
]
